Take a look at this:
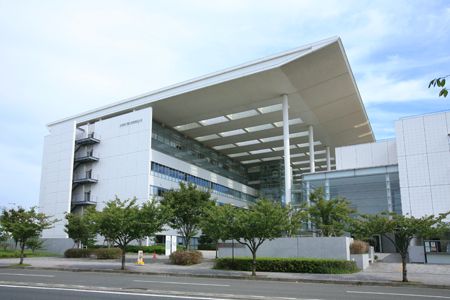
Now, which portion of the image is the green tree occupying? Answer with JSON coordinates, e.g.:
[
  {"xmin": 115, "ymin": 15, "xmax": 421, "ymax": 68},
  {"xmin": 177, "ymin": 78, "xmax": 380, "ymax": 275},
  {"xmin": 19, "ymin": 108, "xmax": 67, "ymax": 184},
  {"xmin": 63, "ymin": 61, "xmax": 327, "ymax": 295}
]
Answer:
[
  {"xmin": 0, "ymin": 225, "xmax": 10, "ymax": 250},
  {"xmin": 160, "ymin": 183, "xmax": 214, "ymax": 250},
  {"xmin": 230, "ymin": 199, "xmax": 291, "ymax": 276},
  {"xmin": 307, "ymin": 188, "xmax": 355, "ymax": 237},
  {"xmin": 25, "ymin": 236, "xmax": 45, "ymax": 253},
  {"xmin": 91, "ymin": 197, "xmax": 164, "ymax": 270},
  {"xmin": 64, "ymin": 211, "xmax": 96, "ymax": 248},
  {"xmin": 201, "ymin": 204, "xmax": 236, "ymax": 258},
  {"xmin": 351, "ymin": 212, "xmax": 450, "ymax": 282},
  {"xmin": 0, "ymin": 207, "xmax": 56, "ymax": 264},
  {"xmin": 429, "ymin": 76, "xmax": 448, "ymax": 97}
]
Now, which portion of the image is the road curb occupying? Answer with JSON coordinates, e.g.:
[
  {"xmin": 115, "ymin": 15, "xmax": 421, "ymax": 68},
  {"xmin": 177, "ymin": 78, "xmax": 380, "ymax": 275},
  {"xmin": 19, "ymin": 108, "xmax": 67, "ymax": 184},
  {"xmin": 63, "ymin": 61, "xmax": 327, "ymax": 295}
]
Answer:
[{"xmin": 1, "ymin": 265, "xmax": 449, "ymax": 290}]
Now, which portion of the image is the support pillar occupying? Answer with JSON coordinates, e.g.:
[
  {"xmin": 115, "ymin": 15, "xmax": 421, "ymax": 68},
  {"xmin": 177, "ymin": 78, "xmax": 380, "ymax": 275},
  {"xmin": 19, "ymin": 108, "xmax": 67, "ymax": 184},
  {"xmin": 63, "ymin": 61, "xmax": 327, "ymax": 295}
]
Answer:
[
  {"xmin": 308, "ymin": 125, "xmax": 315, "ymax": 173},
  {"xmin": 282, "ymin": 94, "xmax": 292, "ymax": 205},
  {"xmin": 325, "ymin": 179, "xmax": 330, "ymax": 200},
  {"xmin": 386, "ymin": 173, "xmax": 393, "ymax": 213},
  {"xmin": 326, "ymin": 146, "xmax": 331, "ymax": 171}
]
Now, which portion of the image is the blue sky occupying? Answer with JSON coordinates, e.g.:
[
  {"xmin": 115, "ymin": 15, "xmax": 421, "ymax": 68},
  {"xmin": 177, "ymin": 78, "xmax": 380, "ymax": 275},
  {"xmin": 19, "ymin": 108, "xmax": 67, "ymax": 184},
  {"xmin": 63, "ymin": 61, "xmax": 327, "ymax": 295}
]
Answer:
[{"xmin": 1, "ymin": 0, "xmax": 449, "ymax": 209}]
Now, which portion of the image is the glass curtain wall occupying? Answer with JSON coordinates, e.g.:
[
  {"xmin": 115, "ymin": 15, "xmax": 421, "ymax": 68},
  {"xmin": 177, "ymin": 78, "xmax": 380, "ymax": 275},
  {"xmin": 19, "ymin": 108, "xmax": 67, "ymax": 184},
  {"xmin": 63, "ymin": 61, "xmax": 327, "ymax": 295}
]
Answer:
[
  {"xmin": 302, "ymin": 166, "xmax": 401, "ymax": 215},
  {"xmin": 152, "ymin": 121, "xmax": 248, "ymax": 184}
]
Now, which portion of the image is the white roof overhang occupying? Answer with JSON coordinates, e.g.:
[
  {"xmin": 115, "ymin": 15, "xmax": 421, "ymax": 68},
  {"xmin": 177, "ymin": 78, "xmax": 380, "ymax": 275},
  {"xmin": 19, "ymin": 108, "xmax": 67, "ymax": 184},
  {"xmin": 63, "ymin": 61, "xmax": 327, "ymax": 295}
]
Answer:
[{"xmin": 49, "ymin": 36, "xmax": 374, "ymax": 171}]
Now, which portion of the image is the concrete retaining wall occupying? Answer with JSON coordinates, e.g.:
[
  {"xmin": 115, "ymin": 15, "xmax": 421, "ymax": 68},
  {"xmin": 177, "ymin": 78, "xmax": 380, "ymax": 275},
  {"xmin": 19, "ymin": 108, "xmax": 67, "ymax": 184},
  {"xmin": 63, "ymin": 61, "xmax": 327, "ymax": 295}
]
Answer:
[{"xmin": 218, "ymin": 237, "xmax": 352, "ymax": 260}]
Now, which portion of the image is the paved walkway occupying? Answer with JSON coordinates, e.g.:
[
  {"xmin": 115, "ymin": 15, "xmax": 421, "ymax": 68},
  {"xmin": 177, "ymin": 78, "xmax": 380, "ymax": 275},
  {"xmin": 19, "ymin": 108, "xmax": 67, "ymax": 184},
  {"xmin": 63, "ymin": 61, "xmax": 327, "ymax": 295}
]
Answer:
[{"xmin": 1, "ymin": 254, "xmax": 450, "ymax": 287}]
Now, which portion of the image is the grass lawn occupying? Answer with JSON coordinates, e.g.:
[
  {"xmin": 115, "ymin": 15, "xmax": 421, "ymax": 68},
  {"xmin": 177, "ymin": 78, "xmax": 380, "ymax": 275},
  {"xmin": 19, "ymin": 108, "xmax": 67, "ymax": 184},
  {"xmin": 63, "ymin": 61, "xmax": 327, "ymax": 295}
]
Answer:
[{"xmin": 0, "ymin": 249, "xmax": 59, "ymax": 259}]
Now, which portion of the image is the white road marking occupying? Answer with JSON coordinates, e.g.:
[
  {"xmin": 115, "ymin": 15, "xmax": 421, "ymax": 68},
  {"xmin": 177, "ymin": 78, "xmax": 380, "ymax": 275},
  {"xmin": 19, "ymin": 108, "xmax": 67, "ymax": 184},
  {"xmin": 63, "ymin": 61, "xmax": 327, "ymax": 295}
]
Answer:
[
  {"xmin": 347, "ymin": 290, "xmax": 450, "ymax": 299},
  {"xmin": 0, "ymin": 284, "xmax": 236, "ymax": 299},
  {"xmin": 133, "ymin": 280, "xmax": 230, "ymax": 287},
  {"xmin": 0, "ymin": 272, "xmax": 54, "ymax": 278}
]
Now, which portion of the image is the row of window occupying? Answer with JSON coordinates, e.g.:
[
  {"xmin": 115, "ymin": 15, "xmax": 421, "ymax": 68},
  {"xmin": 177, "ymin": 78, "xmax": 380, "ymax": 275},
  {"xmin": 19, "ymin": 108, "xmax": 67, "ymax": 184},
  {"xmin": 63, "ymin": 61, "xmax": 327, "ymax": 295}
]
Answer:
[
  {"xmin": 151, "ymin": 122, "xmax": 248, "ymax": 184},
  {"xmin": 150, "ymin": 162, "xmax": 257, "ymax": 203}
]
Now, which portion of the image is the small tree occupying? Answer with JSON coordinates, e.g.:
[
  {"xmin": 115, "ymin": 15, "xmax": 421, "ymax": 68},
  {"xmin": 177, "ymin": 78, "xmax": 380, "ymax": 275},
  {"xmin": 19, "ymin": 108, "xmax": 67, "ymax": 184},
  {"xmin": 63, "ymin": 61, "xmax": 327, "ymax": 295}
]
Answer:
[
  {"xmin": 307, "ymin": 188, "xmax": 355, "ymax": 237},
  {"xmin": 25, "ymin": 236, "xmax": 45, "ymax": 253},
  {"xmin": 230, "ymin": 199, "xmax": 291, "ymax": 276},
  {"xmin": 352, "ymin": 212, "xmax": 450, "ymax": 282},
  {"xmin": 65, "ymin": 211, "xmax": 96, "ymax": 248},
  {"xmin": 160, "ymin": 183, "xmax": 214, "ymax": 250},
  {"xmin": 0, "ymin": 225, "xmax": 10, "ymax": 250},
  {"xmin": 0, "ymin": 207, "xmax": 56, "ymax": 264},
  {"xmin": 90, "ymin": 197, "xmax": 164, "ymax": 270},
  {"xmin": 201, "ymin": 204, "xmax": 236, "ymax": 258}
]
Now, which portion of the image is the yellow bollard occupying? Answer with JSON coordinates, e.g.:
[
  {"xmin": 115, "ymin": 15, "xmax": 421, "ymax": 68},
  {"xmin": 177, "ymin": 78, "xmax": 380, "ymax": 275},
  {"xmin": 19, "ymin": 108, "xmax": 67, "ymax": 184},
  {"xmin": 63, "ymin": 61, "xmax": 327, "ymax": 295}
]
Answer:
[{"xmin": 136, "ymin": 250, "xmax": 145, "ymax": 265}]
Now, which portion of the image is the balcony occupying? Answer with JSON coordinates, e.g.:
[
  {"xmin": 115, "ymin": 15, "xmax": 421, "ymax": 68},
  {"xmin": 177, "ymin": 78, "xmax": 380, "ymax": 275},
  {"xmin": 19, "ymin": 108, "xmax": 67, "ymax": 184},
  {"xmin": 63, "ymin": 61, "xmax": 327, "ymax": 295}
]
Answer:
[
  {"xmin": 74, "ymin": 151, "xmax": 99, "ymax": 163},
  {"xmin": 71, "ymin": 195, "xmax": 97, "ymax": 209},
  {"xmin": 73, "ymin": 177, "xmax": 98, "ymax": 184},
  {"xmin": 72, "ymin": 172, "xmax": 98, "ymax": 190},
  {"xmin": 75, "ymin": 132, "xmax": 100, "ymax": 145}
]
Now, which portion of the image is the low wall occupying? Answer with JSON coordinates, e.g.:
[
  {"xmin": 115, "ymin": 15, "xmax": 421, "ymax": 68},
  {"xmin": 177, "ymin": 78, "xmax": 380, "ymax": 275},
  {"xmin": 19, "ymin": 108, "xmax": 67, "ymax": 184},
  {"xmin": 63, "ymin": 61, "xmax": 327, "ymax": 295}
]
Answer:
[
  {"xmin": 409, "ymin": 245, "xmax": 425, "ymax": 263},
  {"xmin": 351, "ymin": 254, "xmax": 369, "ymax": 270},
  {"xmin": 218, "ymin": 237, "xmax": 352, "ymax": 260},
  {"xmin": 42, "ymin": 238, "xmax": 75, "ymax": 255}
]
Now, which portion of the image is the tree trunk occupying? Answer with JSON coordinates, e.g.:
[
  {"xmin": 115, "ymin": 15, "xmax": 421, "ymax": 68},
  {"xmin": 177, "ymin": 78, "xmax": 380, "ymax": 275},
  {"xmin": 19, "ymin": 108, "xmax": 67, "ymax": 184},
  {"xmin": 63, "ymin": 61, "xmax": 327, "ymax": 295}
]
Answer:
[
  {"xmin": 185, "ymin": 236, "xmax": 190, "ymax": 251},
  {"xmin": 251, "ymin": 250, "xmax": 257, "ymax": 276},
  {"xmin": 19, "ymin": 242, "xmax": 25, "ymax": 265},
  {"xmin": 215, "ymin": 242, "xmax": 218, "ymax": 259},
  {"xmin": 232, "ymin": 240, "xmax": 234, "ymax": 263},
  {"xmin": 121, "ymin": 248, "xmax": 126, "ymax": 270},
  {"xmin": 401, "ymin": 254, "xmax": 408, "ymax": 282}
]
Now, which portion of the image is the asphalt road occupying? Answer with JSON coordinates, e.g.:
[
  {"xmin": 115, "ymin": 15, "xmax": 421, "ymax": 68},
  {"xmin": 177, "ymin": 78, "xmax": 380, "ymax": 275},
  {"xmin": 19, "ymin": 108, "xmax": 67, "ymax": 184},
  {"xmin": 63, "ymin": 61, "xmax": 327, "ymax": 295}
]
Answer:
[{"xmin": 0, "ymin": 268, "xmax": 449, "ymax": 300}]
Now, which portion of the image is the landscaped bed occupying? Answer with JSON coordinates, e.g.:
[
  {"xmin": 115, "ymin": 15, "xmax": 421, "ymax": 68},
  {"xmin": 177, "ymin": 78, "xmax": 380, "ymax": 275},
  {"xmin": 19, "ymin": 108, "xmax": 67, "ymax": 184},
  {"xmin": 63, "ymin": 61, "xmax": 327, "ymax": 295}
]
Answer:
[
  {"xmin": 215, "ymin": 257, "xmax": 358, "ymax": 274},
  {"xmin": 0, "ymin": 249, "xmax": 58, "ymax": 258}
]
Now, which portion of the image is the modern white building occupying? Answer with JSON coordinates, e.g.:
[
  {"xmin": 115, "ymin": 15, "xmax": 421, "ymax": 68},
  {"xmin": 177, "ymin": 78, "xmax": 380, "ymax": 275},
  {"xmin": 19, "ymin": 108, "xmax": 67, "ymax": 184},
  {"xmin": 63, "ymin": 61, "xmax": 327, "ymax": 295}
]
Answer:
[{"xmin": 38, "ymin": 36, "xmax": 449, "ymax": 252}]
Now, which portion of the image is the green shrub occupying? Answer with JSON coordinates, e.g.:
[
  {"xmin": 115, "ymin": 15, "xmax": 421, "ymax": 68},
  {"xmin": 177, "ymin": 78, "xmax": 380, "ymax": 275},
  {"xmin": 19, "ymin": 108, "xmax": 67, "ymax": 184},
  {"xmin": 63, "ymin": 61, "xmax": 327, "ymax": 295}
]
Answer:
[
  {"xmin": 214, "ymin": 257, "xmax": 358, "ymax": 274},
  {"xmin": 124, "ymin": 245, "xmax": 165, "ymax": 254},
  {"xmin": 350, "ymin": 240, "xmax": 369, "ymax": 254},
  {"xmin": 64, "ymin": 248, "xmax": 92, "ymax": 258},
  {"xmin": 169, "ymin": 250, "xmax": 203, "ymax": 265},
  {"xmin": 94, "ymin": 248, "xmax": 122, "ymax": 259},
  {"xmin": 198, "ymin": 243, "xmax": 216, "ymax": 251}
]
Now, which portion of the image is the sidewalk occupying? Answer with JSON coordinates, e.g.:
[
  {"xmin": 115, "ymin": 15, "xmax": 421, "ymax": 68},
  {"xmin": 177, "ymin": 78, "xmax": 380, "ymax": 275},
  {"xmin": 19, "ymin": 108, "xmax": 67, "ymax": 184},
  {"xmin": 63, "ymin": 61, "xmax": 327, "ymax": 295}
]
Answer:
[{"xmin": 1, "ymin": 254, "xmax": 450, "ymax": 288}]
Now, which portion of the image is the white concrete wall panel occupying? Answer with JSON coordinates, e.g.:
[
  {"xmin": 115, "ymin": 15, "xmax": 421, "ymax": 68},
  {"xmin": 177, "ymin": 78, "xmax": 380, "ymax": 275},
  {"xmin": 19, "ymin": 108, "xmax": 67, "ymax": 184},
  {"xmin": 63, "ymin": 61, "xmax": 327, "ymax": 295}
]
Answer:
[
  {"xmin": 335, "ymin": 139, "xmax": 397, "ymax": 170},
  {"xmin": 424, "ymin": 114, "xmax": 448, "ymax": 153},
  {"xmin": 39, "ymin": 121, "xmax": 76, "ymax": 238},
  {"xmin": 396, "ymin": 112, "xmax": 450, "ymax": 220},
  {"xmin": 355, "ymin": 143, "xmax": 372, "ymax": 167},
  {"xmin": 408, "ymin": 186, "xmax": 434, "ymax": 217},
  {"xmin": 91, "ymin": 108, "xmax": 153, "ymax": 210},
  {"xmin": 405, "ymin": 154, "xmax": 430, "ymax": 187},
  {"xmin": 402, "ymin": 118, "xmax": 426, "ymax": 156},
  {"xmin": 387, "ymin": 139, "xmax": 398, "ymax": 165}
]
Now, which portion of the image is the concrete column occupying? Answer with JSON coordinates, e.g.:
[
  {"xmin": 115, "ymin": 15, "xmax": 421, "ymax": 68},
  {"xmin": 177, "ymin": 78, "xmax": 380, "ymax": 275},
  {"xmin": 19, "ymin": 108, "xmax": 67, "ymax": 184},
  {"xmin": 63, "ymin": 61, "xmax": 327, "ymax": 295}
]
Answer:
[
  {"xmin": 386, "ymin": 173, "xmax": 393, "ymax": 213},
  {"xmin": 282, "ymin": 94, "xmax": 292, "ymax": 205},
  {"xmin": 305, "ymin": 181, "xmax": 312, "ymax": 232},
  {"xmin": 326, "ymin": 146, "xmax": 331, "ymax": 171},
  {"xmin": 325, "ymin": 178, "xmax": 330, "ymax": 200},
  {"xmin": 308, "ymin": 125, "xmax": 315, "ymax": 173}
]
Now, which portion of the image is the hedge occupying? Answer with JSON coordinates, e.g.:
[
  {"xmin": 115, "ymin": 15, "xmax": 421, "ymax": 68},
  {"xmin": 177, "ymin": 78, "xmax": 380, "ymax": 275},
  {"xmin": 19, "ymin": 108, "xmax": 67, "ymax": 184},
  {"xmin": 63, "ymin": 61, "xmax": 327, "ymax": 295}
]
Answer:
[
  {"xmin": 169, "ymin": 250, "xmax": 203, "ymax": 265},
  {"xmin": 64, "ymin": 248, "xmax": 92, "ymax": 258},
  {"xmin": 95, "ymin": 248, "xmax": 122, "ymax": 259},
  {"xmin": 214, "ymin": 257, "xmax": 358, "ymax": 274},
  {"xmin": 124, "ymin": 245, "xmax": 165, "ymax": 254},
  {"xmin": 64, "ymin": 248, "xmax": 121, "ymax": 259},
  {"xmin": 88, "ymin": 244, "xmax": 166, "ymax": 254},
  {"xmin": 198, "ymin": 243, "xmax": 216, "ymax": 251}
]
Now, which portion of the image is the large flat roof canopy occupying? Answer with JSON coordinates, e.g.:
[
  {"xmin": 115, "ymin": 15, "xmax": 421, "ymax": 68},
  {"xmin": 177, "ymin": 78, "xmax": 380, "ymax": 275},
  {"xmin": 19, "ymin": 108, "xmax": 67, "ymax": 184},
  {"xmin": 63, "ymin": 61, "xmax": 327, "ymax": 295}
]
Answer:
[{"xmin": 50, "ymin": 36, "xmax": 374, "ymax": 172}]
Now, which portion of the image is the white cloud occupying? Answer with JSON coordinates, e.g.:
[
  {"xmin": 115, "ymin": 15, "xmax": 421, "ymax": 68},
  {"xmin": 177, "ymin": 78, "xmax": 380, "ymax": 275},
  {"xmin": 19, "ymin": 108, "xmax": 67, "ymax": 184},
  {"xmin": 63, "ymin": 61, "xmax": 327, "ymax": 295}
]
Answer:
[{"xmin": 358, "ymin": 74, "xmax": 436, "ymax": 104}]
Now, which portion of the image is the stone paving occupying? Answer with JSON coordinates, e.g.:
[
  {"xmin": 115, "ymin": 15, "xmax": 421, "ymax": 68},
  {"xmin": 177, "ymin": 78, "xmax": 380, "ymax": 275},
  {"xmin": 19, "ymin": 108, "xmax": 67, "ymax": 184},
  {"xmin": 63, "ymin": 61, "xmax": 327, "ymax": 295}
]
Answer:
[{"xmin": 1, "ymin": 252, "xmax": 450, "ymax": 287}]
